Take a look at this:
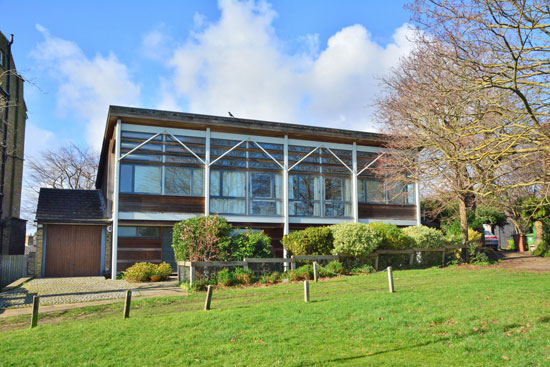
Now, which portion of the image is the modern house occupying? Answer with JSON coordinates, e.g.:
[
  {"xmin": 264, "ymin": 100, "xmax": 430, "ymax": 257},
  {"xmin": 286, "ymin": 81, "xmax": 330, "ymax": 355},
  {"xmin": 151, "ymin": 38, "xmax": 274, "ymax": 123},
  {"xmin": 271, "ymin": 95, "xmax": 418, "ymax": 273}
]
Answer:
[
  {"xmin": 0, "ymin": 31, "xmax": 27, "ymax": 255},
  {"xmin": 34, "ymin": 105, "xmax": 419, "ymax": 278}
]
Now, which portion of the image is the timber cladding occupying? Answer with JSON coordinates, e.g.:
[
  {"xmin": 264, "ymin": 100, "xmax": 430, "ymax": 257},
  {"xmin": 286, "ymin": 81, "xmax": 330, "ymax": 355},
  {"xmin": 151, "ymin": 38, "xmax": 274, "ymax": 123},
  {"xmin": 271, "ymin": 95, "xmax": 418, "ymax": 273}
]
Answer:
[
  {"xmin": 44, "ymin": 225, "xmax": 102, "ymax": 277},
  {"xmin": 358, "ymin": 204, "xmax": 416, "ymax": 220},
  {"xmin": 118, "ymin": 235, "xmax": 162, "ymax": 271},
  {"xmin": 119, "ymin": 194, "xmax": 204, "ymax": 213}
]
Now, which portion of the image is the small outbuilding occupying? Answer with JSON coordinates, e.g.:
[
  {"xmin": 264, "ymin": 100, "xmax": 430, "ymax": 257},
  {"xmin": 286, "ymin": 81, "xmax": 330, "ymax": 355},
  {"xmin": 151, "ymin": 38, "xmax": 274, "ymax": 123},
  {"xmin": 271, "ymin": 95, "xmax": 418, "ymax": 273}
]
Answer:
[{"xmin": 34, "ymin": 188, "xmax": 109, "ymax": 277}]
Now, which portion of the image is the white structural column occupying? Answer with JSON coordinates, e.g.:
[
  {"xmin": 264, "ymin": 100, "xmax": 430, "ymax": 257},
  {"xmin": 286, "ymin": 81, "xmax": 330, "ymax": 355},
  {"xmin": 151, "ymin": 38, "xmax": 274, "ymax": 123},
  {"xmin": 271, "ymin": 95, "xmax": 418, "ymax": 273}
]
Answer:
[
  {"xmin": 204, "ymin": 128, "xmax": 211, "ymax": 216},
  {"xmin": 352, "ymin": 142, "xmax": 358, "ymax": 223},
  {"xmin": 111, "ymin": 119, "xmax": 122, "ymax": 279},
  {"xmin": 282, "ymin": 135, "xmax": 289, "ymax": 270},
  {"xmin": 415, "ymin": 181, "xmax": 421, "ymax": 226}
]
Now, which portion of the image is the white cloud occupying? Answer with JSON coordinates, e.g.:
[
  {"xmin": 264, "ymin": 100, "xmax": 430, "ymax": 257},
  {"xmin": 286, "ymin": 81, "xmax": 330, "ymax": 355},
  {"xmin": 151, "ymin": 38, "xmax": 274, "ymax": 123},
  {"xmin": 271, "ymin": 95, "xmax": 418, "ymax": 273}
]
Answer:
[
  {"xmin": 24, "ymin": 122, "xmax": 57, "ymax": 159},
  {"xmin": 154, "ymin": 0, "xmax": 416, "ymax": 131},
  {"xmin": 165, "ymin": 0, "xmax": 305, "ymax": 122},
  {"xmin": 32, "ymin": 25, "xmax": 141, "ymax": 149}
]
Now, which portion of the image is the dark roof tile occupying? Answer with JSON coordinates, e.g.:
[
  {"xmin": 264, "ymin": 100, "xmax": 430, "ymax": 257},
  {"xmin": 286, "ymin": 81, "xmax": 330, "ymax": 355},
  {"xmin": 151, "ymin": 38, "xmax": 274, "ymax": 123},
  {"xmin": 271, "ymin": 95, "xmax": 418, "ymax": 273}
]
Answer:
[{"xmin": 36, "ymin": 188, "xmax": 106, "ymax": 223}]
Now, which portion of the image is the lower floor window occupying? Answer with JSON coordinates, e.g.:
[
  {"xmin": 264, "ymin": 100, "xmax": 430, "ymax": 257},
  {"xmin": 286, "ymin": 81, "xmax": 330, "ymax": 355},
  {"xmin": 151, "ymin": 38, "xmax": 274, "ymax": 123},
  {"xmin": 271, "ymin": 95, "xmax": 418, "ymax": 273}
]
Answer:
[{"xmin": 119, "ymin": 226, "xmax": 160, "ymax": 238}]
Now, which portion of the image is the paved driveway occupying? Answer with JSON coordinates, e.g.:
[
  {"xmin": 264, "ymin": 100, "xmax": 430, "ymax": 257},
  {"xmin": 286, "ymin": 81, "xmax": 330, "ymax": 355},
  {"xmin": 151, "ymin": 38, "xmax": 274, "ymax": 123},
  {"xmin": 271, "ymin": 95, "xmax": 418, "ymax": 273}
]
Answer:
[{"xmin": 0, "ymin": 277, "xmax": 135, "ymax": 309}]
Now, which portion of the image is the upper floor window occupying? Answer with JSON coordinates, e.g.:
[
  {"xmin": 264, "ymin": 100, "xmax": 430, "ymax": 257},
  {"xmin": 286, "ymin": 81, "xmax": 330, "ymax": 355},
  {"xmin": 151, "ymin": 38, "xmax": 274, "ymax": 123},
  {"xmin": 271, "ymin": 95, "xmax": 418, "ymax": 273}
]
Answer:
[
  {"xmin": 119, "ymin": 130, "xmax": 205, "ymax": 197},
  {"xmin": 210, "ymin": 170, "xmax": 246, "ymax": 214},
  {"xmin": 357, "ymin": 178, "xmax": 415, "ymax": 205}
]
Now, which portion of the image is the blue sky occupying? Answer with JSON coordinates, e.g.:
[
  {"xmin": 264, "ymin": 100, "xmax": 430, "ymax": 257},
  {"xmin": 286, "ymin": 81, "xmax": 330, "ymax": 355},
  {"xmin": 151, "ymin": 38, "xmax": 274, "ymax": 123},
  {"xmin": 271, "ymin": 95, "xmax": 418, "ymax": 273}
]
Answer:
[{"xmin": 2, "ymin": 0, "xmax": 412, "ymax": 224}]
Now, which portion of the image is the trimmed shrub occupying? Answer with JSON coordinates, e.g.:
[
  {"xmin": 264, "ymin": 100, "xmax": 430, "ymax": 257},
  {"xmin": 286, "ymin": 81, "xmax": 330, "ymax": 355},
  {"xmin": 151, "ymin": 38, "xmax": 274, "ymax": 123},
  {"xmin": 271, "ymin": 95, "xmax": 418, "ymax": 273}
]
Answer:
[
  {"xmin": 124, "ymin": 262, "xmax": 156, "ymax": 282},
  {"xmin": 368, "ymin": 222, "xmax": 414, "ymax": 250},
  {"xmin": 331, "ymin": 222, "xmax": 383, "ymax": 256},
  {"xmin": 172, "ymin": 215, "xmax": 232, "ymax": 261},
  {"xmin": 228, "ymin": 229, "xmax": 273, "ymax": 260},
  {"xmin": 155, "ymin": 262, "xmax": 173, "ymax": 280},
  {"xmin": 281, "ymin": 226, "xmax": 334, "ymax": 255},
  {"xmin": 402, "ymin": 225, "xmax": 446, "ymax": 248}
]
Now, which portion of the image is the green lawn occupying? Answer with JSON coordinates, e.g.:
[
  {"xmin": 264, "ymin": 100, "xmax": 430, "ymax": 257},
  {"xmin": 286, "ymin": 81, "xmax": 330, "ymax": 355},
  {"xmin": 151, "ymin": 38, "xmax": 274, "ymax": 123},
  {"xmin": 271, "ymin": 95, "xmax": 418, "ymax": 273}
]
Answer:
[{"xmin": 2, "ymin": 266, "xmax": 550, "ymax": 366}]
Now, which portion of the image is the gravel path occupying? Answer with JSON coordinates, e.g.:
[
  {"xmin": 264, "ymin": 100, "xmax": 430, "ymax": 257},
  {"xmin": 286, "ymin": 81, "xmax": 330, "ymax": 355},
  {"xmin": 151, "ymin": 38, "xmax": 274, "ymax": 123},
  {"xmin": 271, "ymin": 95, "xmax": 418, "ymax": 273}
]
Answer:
[
  {"xmin": 0, "ymin": 277, "xmax": 136, "ymax": 309},
  {"xmin": 494, "ymin": 252, "xmax": 550, "ymax": 272}
]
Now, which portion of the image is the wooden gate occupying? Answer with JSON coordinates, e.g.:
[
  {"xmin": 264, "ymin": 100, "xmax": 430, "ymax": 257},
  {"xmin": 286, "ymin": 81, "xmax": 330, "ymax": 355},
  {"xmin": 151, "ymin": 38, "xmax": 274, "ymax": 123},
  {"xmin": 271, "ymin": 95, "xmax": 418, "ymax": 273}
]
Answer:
[{"xmin": 45, "ymin": 225, "xmax": 102, "ymax": 277}]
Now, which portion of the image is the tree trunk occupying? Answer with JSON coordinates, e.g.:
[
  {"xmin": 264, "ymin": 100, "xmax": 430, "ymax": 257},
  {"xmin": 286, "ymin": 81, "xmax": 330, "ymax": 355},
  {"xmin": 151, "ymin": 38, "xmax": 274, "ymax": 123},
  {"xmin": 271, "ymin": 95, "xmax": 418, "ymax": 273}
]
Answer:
[
  {"xmin": 509, "ymin": 218, "xmax": 525, "ymax": 252},
  {"xmin": 534, "ymin": 221, "xmax": 544, "ymax": 251},
  {"xmin": 458, "ymin": 197, "xmax": 469, "ymax": 261}
]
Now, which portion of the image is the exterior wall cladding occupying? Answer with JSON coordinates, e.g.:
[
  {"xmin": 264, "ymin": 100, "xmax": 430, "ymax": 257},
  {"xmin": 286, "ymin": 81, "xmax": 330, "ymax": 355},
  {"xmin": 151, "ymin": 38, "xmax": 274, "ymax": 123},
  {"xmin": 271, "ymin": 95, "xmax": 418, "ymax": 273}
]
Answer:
[
  {"xmin": 96, "ymin": 106, "xmax": 420, "ymax": 277},
  {"xmin": 0, "ymin": 32, "xmax": 27, "ymax": 255}
]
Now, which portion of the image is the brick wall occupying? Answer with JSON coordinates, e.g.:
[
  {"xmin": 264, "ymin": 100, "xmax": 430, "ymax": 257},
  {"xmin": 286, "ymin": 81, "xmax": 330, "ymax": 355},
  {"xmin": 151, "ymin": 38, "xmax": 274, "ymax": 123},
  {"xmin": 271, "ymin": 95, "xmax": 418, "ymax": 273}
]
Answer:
[
  {"xmin": 105, "ymin": 226, "xmax": 112, "ymax": 273},
  {"xmin": 33, "ymin": 226, "xmax": 44, "ymax": 277}
]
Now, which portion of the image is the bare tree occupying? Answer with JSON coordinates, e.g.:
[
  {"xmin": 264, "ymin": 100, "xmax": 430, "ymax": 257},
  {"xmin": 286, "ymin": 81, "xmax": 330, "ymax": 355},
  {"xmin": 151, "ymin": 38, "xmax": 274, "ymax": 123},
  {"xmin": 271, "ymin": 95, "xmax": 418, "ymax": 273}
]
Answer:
[
  {"xmin": 26, "ymin": 143, "xmax": 98, "ymax": 192},
  {"xmin": 410, "ymin": 0, "xmax": 550, "ymax": 191},
  {"xmin": 375, "ymin": 40, "xmax": 506, "ymax": 244}
]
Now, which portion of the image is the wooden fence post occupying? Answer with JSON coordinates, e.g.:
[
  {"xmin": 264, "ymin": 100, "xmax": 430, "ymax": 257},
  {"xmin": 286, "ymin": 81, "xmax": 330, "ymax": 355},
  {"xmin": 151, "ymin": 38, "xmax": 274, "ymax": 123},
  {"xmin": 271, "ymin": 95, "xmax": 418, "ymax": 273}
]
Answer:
[
  {"xmin": 409, "ymin": 251, "xmax": 414, "ymax": 266},
  {"xmin": 243, "ymin": 258, "xmax": 249, "ymax": 272},
  {"xmin": 290, "ymin": 256, "xmax": 296, "ymax": 271},
  {"xmin": 204, "ymin": 285, "xmax": 214, "ymax": 311},
  {"xmin": 387, "ymin": 266, "xmax": 394, "ymax": 293},
  {"xmin": 189, "ymin": 263, "xmax": 194, "ymax": 288},
  {"xmin": 375, "ymin": 255, "xmax": 379, "ymax": 271},
  {"xmin": 123, "ymin": 290, "xmax": 132, "ymax": 319},
  {"xmin": 304, "ymin": 280, "xmax": 309, "ymax": 303},
  {"xmin": 441, "ymin": 249, "xmax": 446, "ymax": 266},
  {"xmin": 30, "ymin": 295, "xmax": 39, "ymax": 328},
  {"xmin": 313, "ymin": 262, "xmax": 318, "ymax": 282}
]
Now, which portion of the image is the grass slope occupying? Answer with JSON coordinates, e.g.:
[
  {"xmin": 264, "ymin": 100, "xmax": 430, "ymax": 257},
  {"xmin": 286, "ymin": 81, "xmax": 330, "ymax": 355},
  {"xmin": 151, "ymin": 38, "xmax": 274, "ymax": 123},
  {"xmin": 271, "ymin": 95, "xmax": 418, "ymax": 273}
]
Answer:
[{"xmin": 1, "ymin": 267, "xmax": 550, "ymax": 366}]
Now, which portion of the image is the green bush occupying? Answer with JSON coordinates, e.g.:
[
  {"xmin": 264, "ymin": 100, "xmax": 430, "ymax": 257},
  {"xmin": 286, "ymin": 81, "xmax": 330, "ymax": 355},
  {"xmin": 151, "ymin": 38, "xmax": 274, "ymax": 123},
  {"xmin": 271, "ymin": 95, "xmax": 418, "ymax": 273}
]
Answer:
[
  {"xmin": 281, "ymin": 226, "xmax": 334, "ymax": 255},
  {"xmin": 289, "ymin": 265, "xmax": 313, "ymax": 281},
  {"xmin": 331, "ymin": 222, "xmax": 383, "ymax": 256},
  {"xmin": 172, "ymin": 215, "xmax": 232, "ymax": 261},
  {"xmin": 216, "ymin": 268, "xmax": 236, "ymax": 287},
  {"xmin": 154, "ymin": 262, "xmax": 173, "ymax": 280},
  {"xmin": 349, "ymin": 264, "xmax": 375, "ymax": 275},
  {"xmin": 402, "ymin": 225, "xmax": 446, "ymax": 248},
  {"xmin": 125, "ymin": 262, "xmax": 173, "ymax": 282},
  {"xmin": 188, "ymin": 279, "xmax": 215, "ymax": 292},
  {"xmin": 124, "ymin": 262, "xmax": 157, "ymax": 282},
  {"xmin": 319, "ymin": 260, "xmax": 345, "ymax": 277},
  {"xmin": 234, "ymin": 268, "xmax": 255, "ymax": 285},
  {"xmin": 228, "ymin": 229, "xmax": 273, "ymax": 260},
  {"xmin": 368, "ymin": 222, "xmax": 413, "ymax": 250}
]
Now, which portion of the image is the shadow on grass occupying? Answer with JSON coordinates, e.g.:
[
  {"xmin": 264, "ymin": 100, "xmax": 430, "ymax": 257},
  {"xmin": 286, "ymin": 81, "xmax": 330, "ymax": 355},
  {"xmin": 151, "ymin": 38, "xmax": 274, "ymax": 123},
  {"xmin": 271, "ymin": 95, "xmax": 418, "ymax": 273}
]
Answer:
[{"xmin": 297, "ymin": 326, "xmax": 505, "ymax": 366}]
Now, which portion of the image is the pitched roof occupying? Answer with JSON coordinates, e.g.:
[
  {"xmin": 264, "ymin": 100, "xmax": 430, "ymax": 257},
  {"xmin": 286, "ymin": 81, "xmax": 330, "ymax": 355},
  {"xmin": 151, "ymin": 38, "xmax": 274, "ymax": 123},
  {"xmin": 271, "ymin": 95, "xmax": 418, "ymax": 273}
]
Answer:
[{"xmin": 36, "ymin": 188, "xmax": 106, "ymax": 223}]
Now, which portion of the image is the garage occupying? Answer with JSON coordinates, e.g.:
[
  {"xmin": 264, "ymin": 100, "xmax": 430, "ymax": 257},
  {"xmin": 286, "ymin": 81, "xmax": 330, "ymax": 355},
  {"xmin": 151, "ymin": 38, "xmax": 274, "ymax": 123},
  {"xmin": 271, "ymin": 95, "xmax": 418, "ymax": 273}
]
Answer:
[
  {"xmin": 35, "ymin": 188, "xmax": 108, "ymax": 278},
  {"xmin": 45, "ymin": 225, "xmax": 102, "ymax": 277}
]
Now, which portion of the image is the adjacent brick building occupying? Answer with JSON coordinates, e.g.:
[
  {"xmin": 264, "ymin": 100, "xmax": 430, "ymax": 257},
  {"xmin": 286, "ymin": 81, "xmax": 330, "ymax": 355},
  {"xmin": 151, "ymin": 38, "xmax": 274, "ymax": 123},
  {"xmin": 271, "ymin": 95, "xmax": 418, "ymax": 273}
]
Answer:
[{"xmin": 0, "ymin": 31, "xmax": 27, "ymax": 255}]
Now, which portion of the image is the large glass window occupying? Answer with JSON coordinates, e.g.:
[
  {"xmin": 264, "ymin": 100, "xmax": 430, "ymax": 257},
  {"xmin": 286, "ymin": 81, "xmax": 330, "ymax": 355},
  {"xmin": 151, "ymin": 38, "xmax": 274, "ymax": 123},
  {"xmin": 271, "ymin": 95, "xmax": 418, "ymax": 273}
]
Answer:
[
  {"xmin": 120, "ymin": 164, "xmax": 162, "ymax": 194},
  {"xmin": 324, "ymin": 177, "xmax": 351, "ymax": 217},
  {"xmin": 357, "ymin": 178, "xmax": 416, "ymax": 205},
  {"xmin": 250, "ymin": 172, "xmax": 282, "ymax": 215},
  {"xmin": 119, "ymin": 130, "xmax": 205, "ymax": 197},
  {"xmin": 289, "ymin": 175, "xmax": 321, "ymax": 216},
  {"xmin": 210, "ymin": 170, "xmax": 246, "ymax": 214},
  {"xmin": 165, "ymin": 167, "xmax": 203, "ymax": 196}
]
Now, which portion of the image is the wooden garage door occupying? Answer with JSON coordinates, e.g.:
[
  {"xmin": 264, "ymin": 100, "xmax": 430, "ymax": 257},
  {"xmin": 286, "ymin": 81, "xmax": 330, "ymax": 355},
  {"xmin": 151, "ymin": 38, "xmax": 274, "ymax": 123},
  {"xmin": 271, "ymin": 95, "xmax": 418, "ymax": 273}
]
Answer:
[{"xmin": 45, "ymin": 225, "xmax": 102, "ymax": 277}]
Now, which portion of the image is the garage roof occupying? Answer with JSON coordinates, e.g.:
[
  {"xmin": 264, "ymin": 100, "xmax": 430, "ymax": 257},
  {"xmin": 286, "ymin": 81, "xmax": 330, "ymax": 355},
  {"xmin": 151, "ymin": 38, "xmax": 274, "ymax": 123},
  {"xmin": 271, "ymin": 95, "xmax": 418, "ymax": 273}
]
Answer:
[{"xmin": 36, "ymin": 188, "xmax": 107, "ymax": 223}]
